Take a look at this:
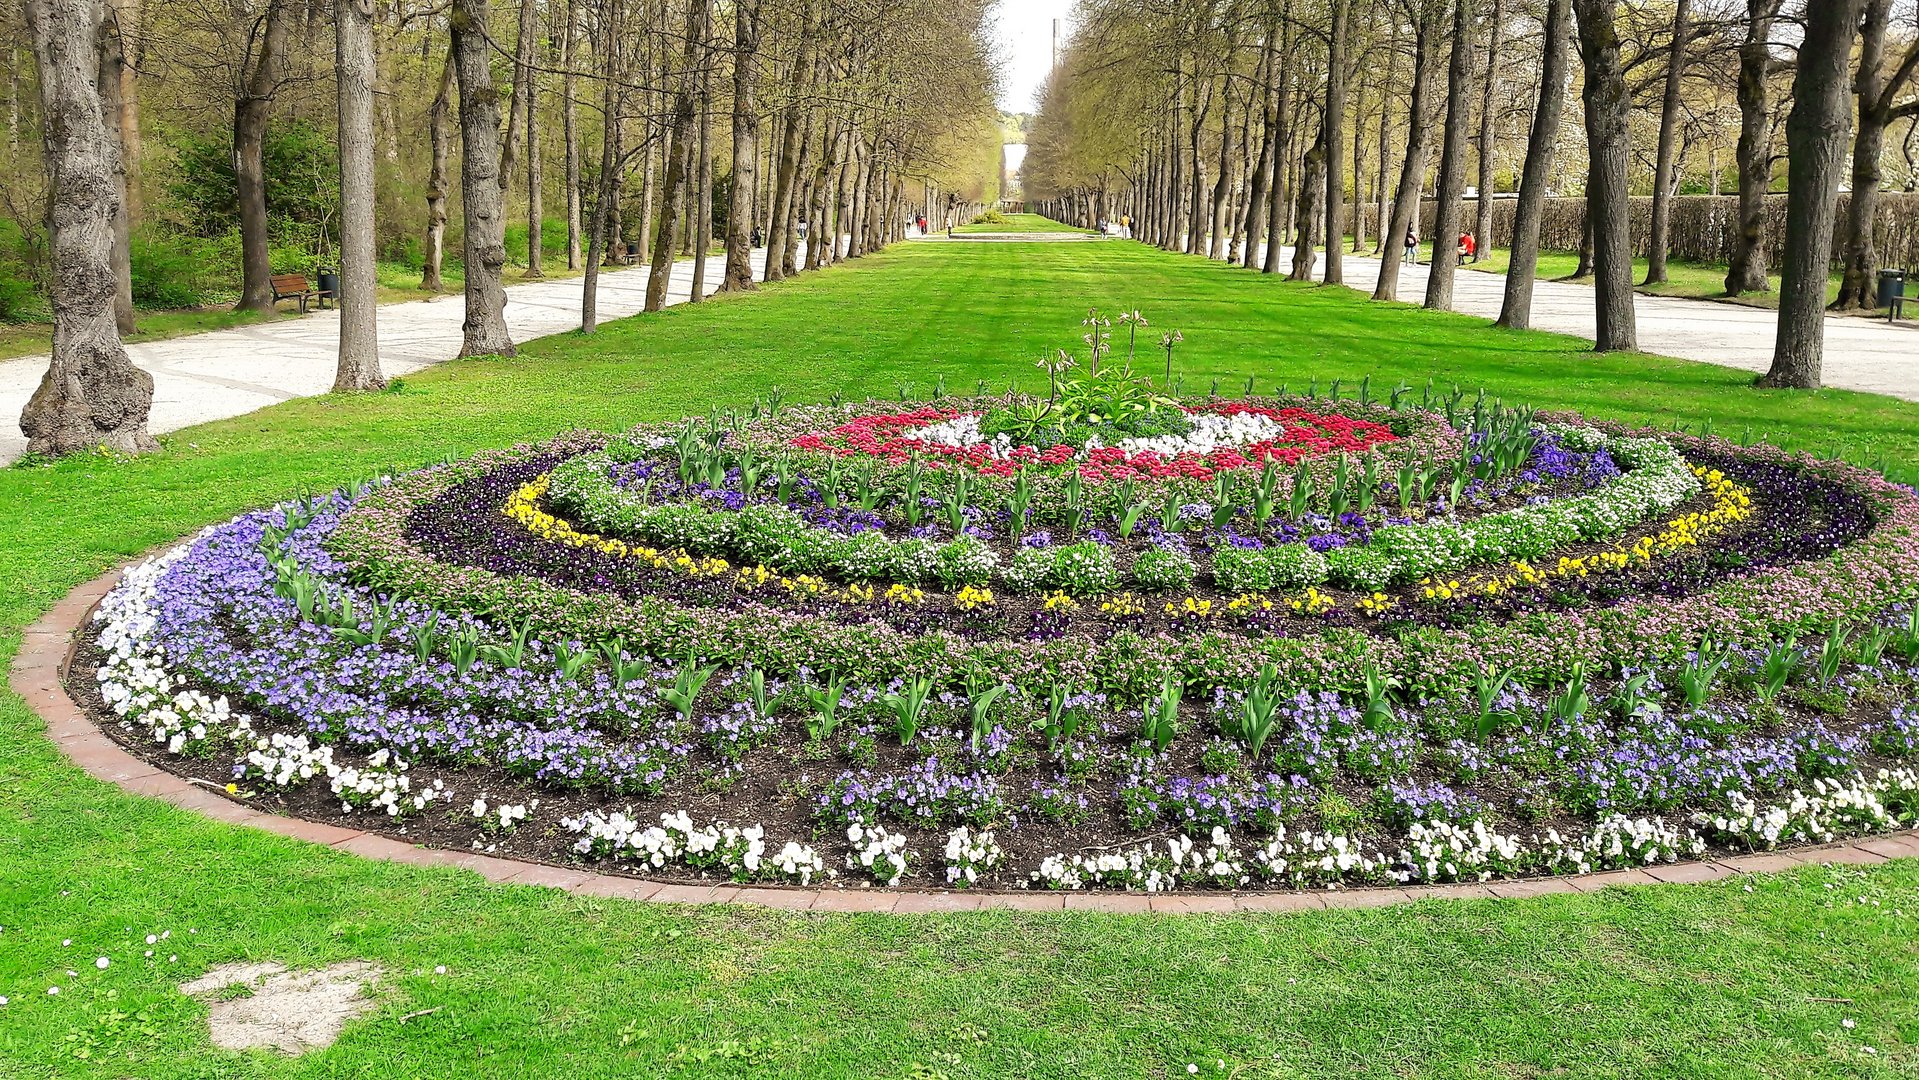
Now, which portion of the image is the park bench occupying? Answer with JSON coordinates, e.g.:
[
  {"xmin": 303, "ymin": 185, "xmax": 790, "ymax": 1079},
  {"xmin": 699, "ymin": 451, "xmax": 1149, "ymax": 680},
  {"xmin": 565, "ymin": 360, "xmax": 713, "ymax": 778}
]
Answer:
[{"xmin": 270, "ymin": 273, "xmax": 316, "ymax": 313}]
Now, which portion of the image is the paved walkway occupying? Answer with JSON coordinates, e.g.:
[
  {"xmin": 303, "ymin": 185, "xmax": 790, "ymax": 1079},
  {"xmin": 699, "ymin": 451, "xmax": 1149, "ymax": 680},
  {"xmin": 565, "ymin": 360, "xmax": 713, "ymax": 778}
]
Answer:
[
  {"xmin": 0, "ymin": 243, "xmax": 817, "ymax": 463},
  {"xmin": 1263, "ymin": 244, "xmax": 1919, "ymax": 403}
]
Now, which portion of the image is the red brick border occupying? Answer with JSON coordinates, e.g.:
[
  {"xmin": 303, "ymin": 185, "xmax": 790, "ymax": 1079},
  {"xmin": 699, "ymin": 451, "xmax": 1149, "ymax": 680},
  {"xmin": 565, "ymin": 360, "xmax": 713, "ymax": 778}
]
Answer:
[{"xmin": 14, "ymin": 565, "xmax": 1919, "ymax": 914}]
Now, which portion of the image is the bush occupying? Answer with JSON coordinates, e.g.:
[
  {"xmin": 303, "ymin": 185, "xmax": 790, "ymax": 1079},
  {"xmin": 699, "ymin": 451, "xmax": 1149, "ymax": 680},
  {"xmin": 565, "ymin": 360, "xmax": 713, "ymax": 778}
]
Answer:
[
  {"xmin": 130, "ymin": 230, "xmax": 238, "ymax": 309},
  {"xmin": 0, "ymin": 262, "xmax": 39, "ymax": 322},
  {"xmin": 1211, "ymin": 544, "xmax": 1330, "ymax": 593}
]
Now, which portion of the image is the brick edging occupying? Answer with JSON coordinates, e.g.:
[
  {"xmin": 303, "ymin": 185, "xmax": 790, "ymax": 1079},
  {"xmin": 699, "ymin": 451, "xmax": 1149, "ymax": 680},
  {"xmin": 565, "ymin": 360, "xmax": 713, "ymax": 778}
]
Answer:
[{"xmin": 13, "ymin": 565, "xmax": 1919, "ymax": 914}]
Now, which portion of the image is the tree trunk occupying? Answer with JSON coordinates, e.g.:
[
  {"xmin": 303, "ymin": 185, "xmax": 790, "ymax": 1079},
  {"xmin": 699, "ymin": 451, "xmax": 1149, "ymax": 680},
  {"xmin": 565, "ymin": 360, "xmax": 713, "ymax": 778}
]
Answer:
[
  {"xmin": 450, "ymin": 0, "xmax": 515, "ymax": 356},
  {"xmin": 1262, "ymin": 7, "xmax": 1296, "ymax": 274},
  {"xmin": 646, "ymin": 0, "xmax": 707, "ymax": 312},
  {"xmin": 1642, "ymin": 0, "xmax": 1691, "ymax": 285},
  {"xmin": 1725, "ymin": 0, "xmax": 1782, "ymax": 296},
  {"xmin": 1572, "ymin": 0, "xmax": 1636, "ymax": 351},
  {"xmin": 1374, "ymin": 2, "xmax": 1440, "ymax": 301},
  {"xmin": 108, "ymin": 0, "xmax": 140, "ymax": 222},
  {"xmin": 562, "ymin": 0, "xmax": 582, "ymax": 270},
  {"xmin": 722, "ymin": 1, "xmax": 759, "ymax": 291},
  {"xmin": 1289, "ymin": 136, "xmax": 1324, "ymax": 280},
  {"xmin": 690, "ymin": 40, "xmax": 715, "ymax": 299},
  {"xmin": 422, "ymin": 49, "xmax": 454, "ymax": 292},
  {"xmin": 94, "ymin": 2, "xmax": 134, "ymax": 334},
  {"xmin": 524, "ymin": 43, "xmax": 543, "ymax": 280},
  {"xmin": 1763, "ymin": 0, "xmax": 1866, "ymax": 388},
  {"xmin": 20, "ymin": 0, "xmax": 156, "ymax": 457},
  {"xmin": 499, "ymin": 0, "xmax": 539, "ymax": 198},
  {"xmin": 581, "ymin": 0, "xmax": 622, "ymax": 331},
  {"xmin": 783, "ymin": 112, "xmax": 813, "ymax": 276},
  {"xmin": 1835, "ymin": 0, "xmax": 1914, "ymax": 310},
  {"xmin": 233, "ymin": 0, "xmax": 292, "ymax": 313},
  {"xmin": 1243, "ymin": 27, "xmax": 1279, "ymax": 268},
  {"xmin": 1473, "ymin": 0, "xmax": 1506, "ymax": 262},
  {"xmin": 1497, "ymin": 0, "xmax": 1570, "ymax": 329},
  {"xmin": 1208, "ymin": 88, "xmax": 1235, "ymax": 260},
  {"xmin": 332, "ymin": 0, "xmax": 382, "ymax": 391},
  {"xmin": 1424, "ymin": 0, "xmax": 1477, "ymax": 311},
  {"xmin": 1323, "ymin": 0, "xmax": 1348, "ymax": 284}
]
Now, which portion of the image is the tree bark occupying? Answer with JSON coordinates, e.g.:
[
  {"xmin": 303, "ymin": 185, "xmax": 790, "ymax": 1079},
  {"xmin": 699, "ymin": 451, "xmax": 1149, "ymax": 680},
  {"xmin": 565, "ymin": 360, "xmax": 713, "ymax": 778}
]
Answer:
[
  {"xmin": 108, "ymin": 0, "xmax": 140, "ymax": 223},
  {"xmin": 233, "ymin": 0, "xmax": 292, "ymax": 313},
  {"xmin": 646, "ymin": 0, "xmax": 706, "ymax": 311},
  {"xmin": 1763, "ymin": 0, "xmax": 1866, "ymax": 389},
  {"xmin": 1473, "ymin": 0, "xmax": 1506, "ymax": 262},
  {"xmin": 1262, "ymin": 6, "xmax": 1296, "ymax": 274},
  {"xmin": 1642, "ymin": 0, "xmax": 1691, "ymax": 285},
  {"xmin": 1424, "ymin": 0, "xmax": 1477, "ymax": 311},
  {"xmin": 581, "ymin": 0, "xmax": 622, "ymax": 331},
  {"xmin": 332, "ymin": 0, "xmax": 382, "ymax": 391},
  {"xmin": 722, "ymin": 0, "xmax": 760, "ymax": 291},
  {"xmin": 524, "ymin": 34, "xmax": 544, "ymax": 280},
  {"xmin": 94, "ymin": 2, "xmax": 133, "ymax": 334},
  {"xmin": 1496, "ymin": 0, "xmax": 1570, "ymax": 329},
  {"xmin": 1724, "ymin": 0, "xmax": 1781, "ymax": 296},
  {"xmin": 422, "ymin": 49, "xmax": 454, "ymax": 293},
  {"xmin": 690, "ymin": 35, "xmax": 715, "ymax": 299},
  {"xmin": 450, "ymin": 0, "xmax": 515, "ymax": 356},
  {"xmin": 499, "ymin": 0, "xmax": 539, "ymax": 198},
  {"xmin": 1571, "ymin": 0, "xmax": 1636, "ymax": 351},
  {"xmin": 1243, "ymin": 26, "xmax": 1279, "ymax": 269},
  {"xmin": 1375, "ymin": 0, "xmax": 1441, "ymax": 302},
  {"xmin": 20, "ymin": 0, "xmax": 156, "ymax": 457},
  {"xmin": 1289, "ymin": 135, "xmax": 1324, "ymax": 280},
  {"xmin": 1323, "ymin": 0, "xmax": 1348, "ymax": 284},
  {"xmin": 562, "ymin": 0, "xmax": 582, "ymax": 270}
]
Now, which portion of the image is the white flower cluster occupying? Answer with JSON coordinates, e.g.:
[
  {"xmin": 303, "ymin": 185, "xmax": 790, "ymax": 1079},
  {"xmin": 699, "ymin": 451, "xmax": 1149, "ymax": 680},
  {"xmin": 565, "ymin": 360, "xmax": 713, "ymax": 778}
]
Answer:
[
  {"xmin": 1393, "ymin": 820, "xmax": 1527, "ymax": 883},
  {"xmin": 238, "ymin": 732, "xmax": 335, "ymax": 788},
  {"xmin": 471, "ymin": 797, "xmax": 536, "ymax": 833},
  {"xmin": 1113, "ymin": 410, "xmax": 1288, "ymax": 458},
  {"xmin": 901, "ymin": 408, "xmax": 1292, "ymax": 460},
  {"xmin": 942, "ymin": 826, "xmax": 1004, "ymax": 887},
  {"xmin": 1245, "ymin": 827, "xmax": 1386, "ymax": 888},
  {"xmin": 1699, "ymin": 770, "xmax": 1919, "ymax": 849},
  {"xmin": 93, "ymin": 546, "xmax": 257, "ymax": 755},
  {"xmin": 846, "ymin": 823, "xmax": 911, "ymax": 886},
  {"xmin": 1031, "ymin": 839, "xmax": 1188, "ymax": 892},
  {"xmin": 560, "ymin": 809, "xmax": 829, "ymax": 884},
  {"xmin": 330, "ymin": 753, "xmax": 442, "ymax": 817},
  {"xmin": 1539, "ymin": 815, "xmax": 1703, "ymax": 875}
]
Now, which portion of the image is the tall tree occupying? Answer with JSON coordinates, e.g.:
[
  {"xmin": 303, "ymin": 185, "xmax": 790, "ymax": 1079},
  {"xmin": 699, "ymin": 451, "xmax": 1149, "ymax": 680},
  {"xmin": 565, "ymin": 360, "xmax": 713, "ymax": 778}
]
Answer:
[
  {"xmin": 94, "ymin": 0, "xmax": 134, "ymax": 334},
  {"xmin": 1571, "ymin": 0, "xmax": 1635, "ymax": 351},
  {"xmin": 232, "ymin": 0, "xmax": 293, "ymax": 313},
  {"xmin": 1323, "ymin": 0, "xmax": 1349, "ymax": 284},
  {"xmin": 645, "ymin": 0, "xmax": 708, "ymax": 311},
  {"xmin": 721, "ymin": 0, "xmax": 761, "ymax": 291},
  {"xmin": 689, "ymin": 29, "xmax": 715, "ymax": 301},
  {"xmin": 421, "ymin": 50, "xmax": 454, "ymax": 293},
  {"xmin": 332, "ymin": 0, "xmax": 381, "ymax": 391},
  {"xmin": 20, "ymin": 0, "xmax": 157, "ymax": 457},
  {"xmin": 1762, "ymin": 0, "xmax": 1866, "ymax": 389},
  {"xmin": 1472, "ymin": 0, "xmax": 1505, "ymax": 263},
  {"xmin": 1424, "ymin": 0, "xmax": 1476, "ymax": 311},
  {"xmin": 1496, "ymin": 0, "xmax": 1569, "ymax": 330},
  {"xmin": 1834, "ymin": 0, "xmax": 1919, "ymax": 310},
  {"xmin": 449, "ymin": 0, "xmax": 515, "ymax": 356},
  {"xmin": 562, "ymin": 0, "xmax": 583, "ymax": 270},
  {"xmin": 1724, "ymin": 0, "xmax": 1781, "ymax": 296},
  {"xmin": 1375, "ymin": 0, "xmax": 1443, "ymax": 302},
  {"xmin": 1642, "ymin": 0, "xmax": 1691, "ymax": 286}
]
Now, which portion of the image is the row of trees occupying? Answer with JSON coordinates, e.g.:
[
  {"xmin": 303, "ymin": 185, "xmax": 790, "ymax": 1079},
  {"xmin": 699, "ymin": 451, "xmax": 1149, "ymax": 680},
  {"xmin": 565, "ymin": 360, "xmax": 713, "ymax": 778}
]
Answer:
[
  {"xmin": 14, "ymin": 0, "xmax": 1001, "ymax": 457},
  {"xmin": 1025, "ymin": 0, "xmax": 1908, "ymax": 391}
]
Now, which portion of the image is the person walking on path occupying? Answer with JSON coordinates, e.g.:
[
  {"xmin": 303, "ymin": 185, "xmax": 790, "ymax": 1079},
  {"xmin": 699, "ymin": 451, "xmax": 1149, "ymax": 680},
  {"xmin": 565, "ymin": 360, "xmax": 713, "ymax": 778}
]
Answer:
[{"xmin": 1404, "ymin": 227, "xmax": 1419, "ymax": 266}]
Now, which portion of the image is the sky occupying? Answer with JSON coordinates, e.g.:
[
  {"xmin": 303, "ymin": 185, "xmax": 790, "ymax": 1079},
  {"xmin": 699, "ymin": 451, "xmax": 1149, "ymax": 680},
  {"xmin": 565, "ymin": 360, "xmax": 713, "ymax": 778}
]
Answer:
[{"xmin": 992, "ymin": 0, "xmax": 1078, "ymax": 114}]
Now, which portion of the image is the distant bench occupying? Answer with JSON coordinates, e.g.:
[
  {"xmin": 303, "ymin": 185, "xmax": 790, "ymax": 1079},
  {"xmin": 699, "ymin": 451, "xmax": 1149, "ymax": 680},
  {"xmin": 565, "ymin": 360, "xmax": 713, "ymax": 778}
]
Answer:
[{"xmin": 271, "ymin": 273, "xmax": 316, "ymax": 313}]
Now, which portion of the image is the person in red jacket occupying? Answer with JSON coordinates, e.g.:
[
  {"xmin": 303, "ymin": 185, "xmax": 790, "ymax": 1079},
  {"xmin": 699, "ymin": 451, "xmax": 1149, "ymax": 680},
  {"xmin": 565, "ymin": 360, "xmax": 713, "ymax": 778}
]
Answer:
[{"xmin": 1457, "ymin": 231, "xmax": 1476, "ymax": 262}]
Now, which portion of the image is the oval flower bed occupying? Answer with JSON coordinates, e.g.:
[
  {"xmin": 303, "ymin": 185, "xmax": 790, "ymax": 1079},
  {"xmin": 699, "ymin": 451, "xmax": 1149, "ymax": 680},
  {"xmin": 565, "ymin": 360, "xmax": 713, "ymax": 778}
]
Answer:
[{"xmin": 72, "ymin": 395, "xmax": 1919, "ymax": 893}]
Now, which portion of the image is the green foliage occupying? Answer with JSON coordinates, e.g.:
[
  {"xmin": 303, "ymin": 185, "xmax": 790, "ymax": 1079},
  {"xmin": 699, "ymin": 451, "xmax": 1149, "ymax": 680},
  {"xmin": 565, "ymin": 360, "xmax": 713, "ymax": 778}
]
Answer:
[
  {"xmin": 1130, "ymin": 545, "xmax": 1197, "ymax": 590},
  {"xmin": 129, "ymin": 230, "xmax": 239, "ymax": 308},
  {"xmin": 167, "ymin": 121, "xmax": 339, "ymax": 253}
]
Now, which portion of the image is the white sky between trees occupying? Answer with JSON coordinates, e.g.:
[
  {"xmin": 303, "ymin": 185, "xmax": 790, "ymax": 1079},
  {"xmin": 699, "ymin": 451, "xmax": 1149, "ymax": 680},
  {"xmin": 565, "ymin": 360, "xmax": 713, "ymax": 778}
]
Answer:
[{"xmin": 993, "ymin": 0, "xmax": 1077, "ymax": 112}]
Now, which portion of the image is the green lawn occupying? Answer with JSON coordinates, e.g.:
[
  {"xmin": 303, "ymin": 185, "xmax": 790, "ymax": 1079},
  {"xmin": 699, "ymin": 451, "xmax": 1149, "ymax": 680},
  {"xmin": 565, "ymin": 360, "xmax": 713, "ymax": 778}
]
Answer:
[
  {"xmin": 952, "ymin": 212, "xmax": 1092, "ymax": 234},
  {"xmin": 4, "ymin": 239, "xmax": 1919, "ymax": 1078},
  {"xmin": 1442, "ymin": 245, "xmax": 1845, "ymax": 309}
]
